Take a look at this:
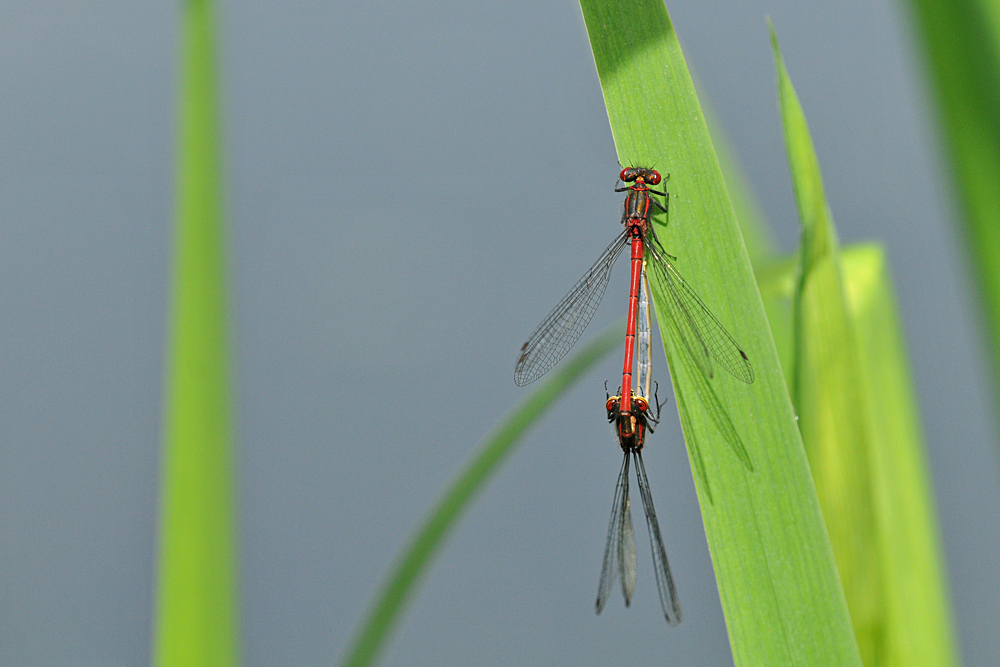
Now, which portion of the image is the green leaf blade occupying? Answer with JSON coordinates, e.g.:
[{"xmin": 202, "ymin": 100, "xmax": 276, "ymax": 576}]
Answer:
[
  {"xmin": 154, "ymin": 2, "xmax": 238, "ymax": 667},
  {"xmin": 340, "ymin": 326, "xmax": 622, "ymax": 667},
  {"xmin": 774, "ymin": 26, "xmax": 958, "ymax": 667},
  {"xmin": 774, "ymin": 26, "xmax": 884, "ymax": 665},
  {"xmin": 842, "ymin": 245, "xmax": 960, "ymax": 667},
  {"xmin": 905, "ymin": 0, "xmax": 1000, "ymax": 423},
  {"xmin": 580, "ymin": 3, "xmax": 861, "ymax": 665}
]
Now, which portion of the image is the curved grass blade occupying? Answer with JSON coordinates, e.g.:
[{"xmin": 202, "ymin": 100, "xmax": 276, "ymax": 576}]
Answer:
[
  {"xmin": 579, "ymin": 2, "xmax": 862, "ymax": 664},
  {"xmin": 774, "ymin": 25, "xmax": 881, "ymax": 662},
  {"xmin": 340, "ymin": 324, "xmax": 622, "ymax": 667},
  {"xmin": 773, "ymin": 24, "xmax": 958, "ymax": 667}
]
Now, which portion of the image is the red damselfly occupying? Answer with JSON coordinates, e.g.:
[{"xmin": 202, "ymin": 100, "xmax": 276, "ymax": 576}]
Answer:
[
  {"xmin": 595, "ymin": 268, "xmax": 681, "ymax": 625},
  {"xmin": 598, "ymin": 381, "xmax": 681, "ymax": 625},
  {"xmin": 514, "ymin": 168, "xmax": 754, "ymax": 422}
]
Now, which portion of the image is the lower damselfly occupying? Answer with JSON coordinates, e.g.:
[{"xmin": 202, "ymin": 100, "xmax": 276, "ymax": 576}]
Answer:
[{"xmin": 596, "ymin": 265, "xmax": 681, "ymax": 626}]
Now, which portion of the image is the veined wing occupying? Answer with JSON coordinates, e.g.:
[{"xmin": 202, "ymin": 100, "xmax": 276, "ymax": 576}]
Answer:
[
  {"xmin": 634, "ymin": 452, "xmax": 682, "ymax": 626},
  {"xmin": 596, "ymin": 451, "xmax": 631, "ymax": 614},
  {"xmin": 515, "ymin": 229, "xmax": 630, "ymax": 386},
  {"xmin": 619, "ymin": 494, "xmax": 637, "ymax": 606},
  {"xmin": 645, "ymin": 243, "xmax": 754, "ymax": 384}
]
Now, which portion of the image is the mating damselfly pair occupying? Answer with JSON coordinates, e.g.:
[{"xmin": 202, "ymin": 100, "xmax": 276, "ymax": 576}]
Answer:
[{"xmin": 515, "ymin": 168, "xmax": 753, "ymax": 625}]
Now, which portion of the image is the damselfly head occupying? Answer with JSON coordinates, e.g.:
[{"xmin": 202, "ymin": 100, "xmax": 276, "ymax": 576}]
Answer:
[{"xmin": 619, "ymin": 167, "xmax": 661, "ymax": 185}]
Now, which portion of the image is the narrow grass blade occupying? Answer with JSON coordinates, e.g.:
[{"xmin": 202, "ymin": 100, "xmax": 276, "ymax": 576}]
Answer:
[
  {"xmin": 153, "ymin": 1, "xmax": 238, "ymax": 666},
  {"xmin": 774, "ymin": 26, "xmax": 958, "ymax": 667},
  {"xmin": 699, "ymin": 90, "xmax": 777, "ymax": 268},
  {"xmin": 842, "ymin": 244, "xmax": 959, "ymax": 667},
  {"xmin": 340, "ymin": 325, "xmax": 622, "ymax": 667},
  {"xmin": 579, "ymin": 3, "xmax": 861, "ymax": 664},
  {"xmin": 753, "ymin": 254, "xmax": 797, "ymax": 389},
  {"xmin": 904, "ymin": 0, "xmax": 1000, "ymax": 422},
  {"xmin": 773, "ymin": 26, "xmax": 881, "ymax": 665},
  {"xmin": 702, "ymin": 90, "xmax": 796, "ymax": 383}
]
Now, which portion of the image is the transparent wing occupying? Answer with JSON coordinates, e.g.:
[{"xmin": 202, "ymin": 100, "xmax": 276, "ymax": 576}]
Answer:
[
  {"xmin": 619, "ymin": 495, "xmax": 637, "ymax": 606},
  {"xmin": 636, "ymin": 263, "xmax": 652, "ymax": 400},
  {"xmin": 596, "ymin": 452, "xmax": 631, "ymax": 614},
  {"xmin": 515, "ymin": 229, "xmax": 630, "ymax": 386},
  {"xmin": 645, "ymin": 242, "xmax": 754, "ymax": 384},
  {"xmin": 634, "ymin": 452, "xmax": 682, "ymax": 626}
]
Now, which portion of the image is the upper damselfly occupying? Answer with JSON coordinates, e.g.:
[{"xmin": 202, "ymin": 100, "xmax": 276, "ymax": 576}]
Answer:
[{"xmin": 514, "ymin": 168, "xmax": 754, "ymax": 419}]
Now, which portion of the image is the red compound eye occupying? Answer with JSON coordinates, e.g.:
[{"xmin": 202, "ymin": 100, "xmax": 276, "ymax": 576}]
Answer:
[
  {"xmin": 620, "ymin": 168, "xmax": 641, "ymax": 182},
  {"xmin": 647, "ymin": 170, "xmax": 661, "ymax": 185}
]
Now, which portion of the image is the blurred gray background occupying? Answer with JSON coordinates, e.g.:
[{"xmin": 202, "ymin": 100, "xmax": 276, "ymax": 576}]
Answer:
[{"xmin": 1, "ymin": 1, "xmax": 998, "ymax": 665}]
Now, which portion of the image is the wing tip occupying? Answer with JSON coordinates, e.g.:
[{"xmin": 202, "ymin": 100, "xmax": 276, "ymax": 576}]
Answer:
[{"xmin": 513, "ymin": 369, "xmax": 534, "ymax": 387}]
